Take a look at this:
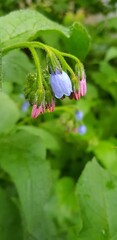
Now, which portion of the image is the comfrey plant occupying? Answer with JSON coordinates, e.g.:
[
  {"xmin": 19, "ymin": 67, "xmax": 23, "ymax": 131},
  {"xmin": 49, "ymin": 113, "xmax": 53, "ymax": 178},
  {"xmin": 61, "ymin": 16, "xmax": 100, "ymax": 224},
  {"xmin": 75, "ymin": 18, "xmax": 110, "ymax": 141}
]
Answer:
[{"xmin": 4, "ymin": 41, "xmax": 87, "ymax": 118}]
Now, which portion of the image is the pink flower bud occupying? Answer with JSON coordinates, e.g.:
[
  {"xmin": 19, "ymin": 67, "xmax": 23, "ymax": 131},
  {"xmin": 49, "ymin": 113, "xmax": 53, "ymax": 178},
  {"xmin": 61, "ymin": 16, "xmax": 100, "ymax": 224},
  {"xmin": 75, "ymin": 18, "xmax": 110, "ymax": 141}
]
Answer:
[
  {"xmin": 32, "ymin": 104, "xmax": 45, "ymax": 118},
  {"xmin": 80, "ymin": 73, "xmax": 87, "ymax": 96},
  {"xmin": 73, "ymin": 91, "xmax": 81, "ymax": 100},
  {"xmin": 47, "ymin": 99, "xmax": 55, "ymax": 112}
]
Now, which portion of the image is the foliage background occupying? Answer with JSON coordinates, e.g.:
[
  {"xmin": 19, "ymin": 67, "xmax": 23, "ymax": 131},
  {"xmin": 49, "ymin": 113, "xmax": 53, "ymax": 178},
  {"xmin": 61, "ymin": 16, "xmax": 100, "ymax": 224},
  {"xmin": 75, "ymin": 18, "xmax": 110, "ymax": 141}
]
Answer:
[{"xmin": 0, "ymin": 0, "xmax": 117, "ymax": 239}]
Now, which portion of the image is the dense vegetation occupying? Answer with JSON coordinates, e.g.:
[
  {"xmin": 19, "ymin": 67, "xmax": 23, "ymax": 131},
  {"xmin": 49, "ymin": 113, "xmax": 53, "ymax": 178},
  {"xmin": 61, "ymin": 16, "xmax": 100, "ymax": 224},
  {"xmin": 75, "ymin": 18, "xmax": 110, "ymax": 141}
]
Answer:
[{"xmin": 0, "ymin": 0, "xmax": 117, "ymax": 239}]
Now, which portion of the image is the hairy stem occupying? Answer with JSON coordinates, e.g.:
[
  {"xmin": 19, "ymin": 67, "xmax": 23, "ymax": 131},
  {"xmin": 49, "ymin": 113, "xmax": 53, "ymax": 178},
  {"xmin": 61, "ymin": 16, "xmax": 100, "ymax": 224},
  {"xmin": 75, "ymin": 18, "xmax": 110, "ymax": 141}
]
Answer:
[{"xmin": 29, "ymin": 47, "xmax": 42, "ymax": 88}]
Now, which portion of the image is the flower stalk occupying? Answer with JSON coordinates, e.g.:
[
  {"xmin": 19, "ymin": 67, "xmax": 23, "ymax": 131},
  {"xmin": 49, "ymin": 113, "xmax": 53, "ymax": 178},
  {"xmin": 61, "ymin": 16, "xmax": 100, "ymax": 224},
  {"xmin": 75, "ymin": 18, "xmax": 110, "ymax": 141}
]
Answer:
[{"xmin": 2, "ymin": 40, "xmax": 87, "ymax": 118}]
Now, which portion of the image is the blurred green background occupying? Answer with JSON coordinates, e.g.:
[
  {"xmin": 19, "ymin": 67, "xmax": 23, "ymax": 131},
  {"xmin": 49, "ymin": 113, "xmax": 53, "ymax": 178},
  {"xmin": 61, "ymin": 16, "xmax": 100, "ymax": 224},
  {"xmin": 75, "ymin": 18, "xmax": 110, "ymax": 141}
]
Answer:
[{"xmin": 0, "ymin": 0, "xmax": 117, "ymax": 240}]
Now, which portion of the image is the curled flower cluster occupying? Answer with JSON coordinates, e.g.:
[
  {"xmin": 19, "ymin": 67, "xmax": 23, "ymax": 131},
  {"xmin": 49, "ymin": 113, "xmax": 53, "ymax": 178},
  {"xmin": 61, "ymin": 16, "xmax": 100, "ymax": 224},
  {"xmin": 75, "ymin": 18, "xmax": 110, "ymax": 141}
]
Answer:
[{"xmin": 24, "ymin": 45, "xmax": 87, "ymax": 118}]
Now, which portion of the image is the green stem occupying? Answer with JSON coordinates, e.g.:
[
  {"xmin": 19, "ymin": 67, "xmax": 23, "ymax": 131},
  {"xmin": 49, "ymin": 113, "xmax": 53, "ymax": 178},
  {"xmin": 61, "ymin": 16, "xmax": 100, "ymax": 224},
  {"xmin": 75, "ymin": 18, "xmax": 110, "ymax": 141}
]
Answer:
[
  {"xmin": 56, "ymin": 53, "xmax": 75, "ymax": 77},
  {"xmin": 31, "ymin": 42, "xmax": 82, "ymax": 73},
  {"xmin": 2, "ymin": 40, "xmax": 83, "ymax": 80},
  {"xmin": 46, "ymin": 45, "xmax": 82, "ymax": 67},
  {"xmin": 29, "ymin": 46, "xmax": 42, "ymax": 88},
  {"xmin": 2, "ymin": 41, "xmax": 49, "ymax": 54},
  {"xmin": 2, "ymin": 41, "xmax": 82, "ymax": 67},
  {"xmin": 43, "ymin": 78, "xmax": 49, "ymax": 90},
  {"xmin": 3, "ymin": 40, "xmax": 81, "ymax": 63}
]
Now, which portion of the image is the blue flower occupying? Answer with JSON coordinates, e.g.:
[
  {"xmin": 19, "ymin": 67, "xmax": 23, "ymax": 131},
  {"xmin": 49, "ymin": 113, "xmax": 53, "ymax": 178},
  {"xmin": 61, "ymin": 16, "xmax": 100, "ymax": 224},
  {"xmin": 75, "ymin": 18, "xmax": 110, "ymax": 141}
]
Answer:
[
  {"xmin": 50, "ymin": 70, "xmax": 72, "ymax": 99},
  {"xmin": 75, "ymin": 111, "xmax": 84, "ymax": 121},
  {"xmin": 78, "ymin": 125, "xmax": 87, "ymax": 135},
  {"xmin": 22, "ymin": 101, "xmax": 30, "ymax": 112}
]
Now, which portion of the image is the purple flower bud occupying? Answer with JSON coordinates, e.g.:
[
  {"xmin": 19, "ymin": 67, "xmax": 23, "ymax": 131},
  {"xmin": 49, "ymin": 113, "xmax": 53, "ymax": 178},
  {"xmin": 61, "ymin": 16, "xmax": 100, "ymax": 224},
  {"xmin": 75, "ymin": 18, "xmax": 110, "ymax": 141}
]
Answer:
[
  {"xmin": 78, "ymin": 125, "xmax": 87, "ymax": 135},
  {"xmin": 50, "ymin": 70, "xmax": 72, "ymax": 99},
  {"xmin": 75, "ymin": 111, "xmax": 84, "ymax": 120},
  {"xmin": 21, "ymin": 101, "xmax": 30, "ymax": 112}
]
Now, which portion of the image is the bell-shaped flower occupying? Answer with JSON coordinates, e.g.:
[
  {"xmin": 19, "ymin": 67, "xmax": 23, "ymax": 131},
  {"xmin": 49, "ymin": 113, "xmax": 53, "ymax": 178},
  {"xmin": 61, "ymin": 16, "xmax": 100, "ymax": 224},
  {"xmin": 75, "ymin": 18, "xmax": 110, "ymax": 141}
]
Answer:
[{"xmin": 50, "ymin": 70, "xmax": 72, "ymax": 99}]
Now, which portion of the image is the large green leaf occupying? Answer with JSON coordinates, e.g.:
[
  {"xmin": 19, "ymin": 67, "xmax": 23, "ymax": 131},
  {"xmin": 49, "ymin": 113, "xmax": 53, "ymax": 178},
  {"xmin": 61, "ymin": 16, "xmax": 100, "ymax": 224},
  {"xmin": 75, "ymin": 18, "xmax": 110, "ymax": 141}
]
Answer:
[
  {"xmin": 0, "ymin": 92, "xmax": 19, "ymax": 133},
  {"xmin": 0, "ymin": 187, "xmax": 23, "ymax": 240},
  {"xmin": 64, "ymin": 22, "xmax": 90, "ymax": 60},
  {"xmin": 0, "ymin": 130, "xmax": 57, "ymax": 240},
  {"xmin": 76, "ymin": 160, "xmax": 117, "ymax": 240},
  {"xmin": 0, "ymin": 9, "xmax": 90, "ymax": 59},
  {"xmin": 93, "ymin": 141, "xmax": 117, "ymax": 174},
  {"xmin": 48, "ymin": 177, "xmax": 82, "ymax": 226},
  {"xmin": 18, "ymin": 125, "xmax": 60, "ymax": 151}
]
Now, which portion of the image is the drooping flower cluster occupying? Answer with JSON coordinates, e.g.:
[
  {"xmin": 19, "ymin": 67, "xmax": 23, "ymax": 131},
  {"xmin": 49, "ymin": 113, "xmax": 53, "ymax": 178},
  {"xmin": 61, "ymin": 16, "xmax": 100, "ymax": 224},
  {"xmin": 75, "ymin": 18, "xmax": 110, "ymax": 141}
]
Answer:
[
  {"xmin": 24, "ymin": 72, "xmax": 55, "ymax": 118},
  {"xmin": 24, "ymin": 49, "xmax": 87, "ymax": 118}
]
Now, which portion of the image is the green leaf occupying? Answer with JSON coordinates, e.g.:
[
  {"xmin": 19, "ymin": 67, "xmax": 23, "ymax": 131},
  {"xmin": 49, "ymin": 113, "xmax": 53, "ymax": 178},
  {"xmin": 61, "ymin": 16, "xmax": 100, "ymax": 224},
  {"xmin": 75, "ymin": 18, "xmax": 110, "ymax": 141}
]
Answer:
[
  {"xmin": 0, "ymin": 92, "xmax": 19, "ymax": 133},
  {"xmin": 100, "ymin": 61, "xmax": 117, "ymax": 83},
  {"xmin": 93, "ymin": 141, "xmax": 117, "ymax": 174},
  {"xmin": 76, "ymin": 160, "xmax": 117, "ymax": 240},
  {"xmin": 0, "ymin": 130, "xmax": 56, "ymax": 240},
  {"xmin": 2, "ymin": 49, "xmax": 34, "ymax": 85},
  {"xmin": 47, "ymin": 177, "xmax": 82, "ymax": 240},
  {"xmin": 105, "ymin": 47, "xmax": 117, "ymax": 61},
  {"xmin": 18, "ymin": 125, "xmax": 60, "ymax": 151},
  {"xmin": 63, "ymin": 22, "xmax": 90, "ymax": 60},
  {"xmin": 0, "ymin": 9, "xmax": 90, "ymax": 60},
  {"xmin": 0, "ymin": 187, "xmax": 23, "ymax": 240},
  {"xmin": 53, "ymin": 177, "xmax": 81, "ymax": 225},
  {"xmin": 92, "ymin": 61, "xmax": 117, "ymax": 100}
]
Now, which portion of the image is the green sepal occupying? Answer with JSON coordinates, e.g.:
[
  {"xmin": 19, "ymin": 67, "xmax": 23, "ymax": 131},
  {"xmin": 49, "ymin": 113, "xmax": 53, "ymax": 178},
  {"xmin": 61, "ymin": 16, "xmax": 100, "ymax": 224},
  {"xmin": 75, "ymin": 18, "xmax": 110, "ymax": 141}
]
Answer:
[
  {"xmin": 24, "ymin": 73, "xmax": 38, "ymax": 105},
  {"xmin": 35, "ymin": 88, "xmax": 45, "ymax": 106},
  {"xmin": 75, "ymin": 64, "xmax": 82, "ymax": 79},
  {"xmin": 71, "ymin": 75, "xmax": 79, "ymax": 92},
  {"xmin": 47, "ymin": 53, "xmax": 62, "ymax": 73},
  {"xmin": 45, "ymin": 89, "xmax": 53, "ymax": 104}
]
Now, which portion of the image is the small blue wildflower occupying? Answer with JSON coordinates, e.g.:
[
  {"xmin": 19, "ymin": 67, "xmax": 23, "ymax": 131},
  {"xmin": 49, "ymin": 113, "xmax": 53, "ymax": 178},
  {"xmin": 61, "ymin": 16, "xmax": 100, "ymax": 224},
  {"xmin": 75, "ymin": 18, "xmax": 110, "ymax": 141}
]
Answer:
[
  {"xmin": 22, "ymin": 101, "xmax": 30, "ymax": 112},
  {"xmin": 75, "ymin": 111, "xmax": 84, "ymax": 121},
  {"xmin": 50, "ymin": 70, "xmax": 72, "ymax": 99},
  {"xmin": 78, "ymin": 125, "xmax": 87, "ymax": 135}
]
